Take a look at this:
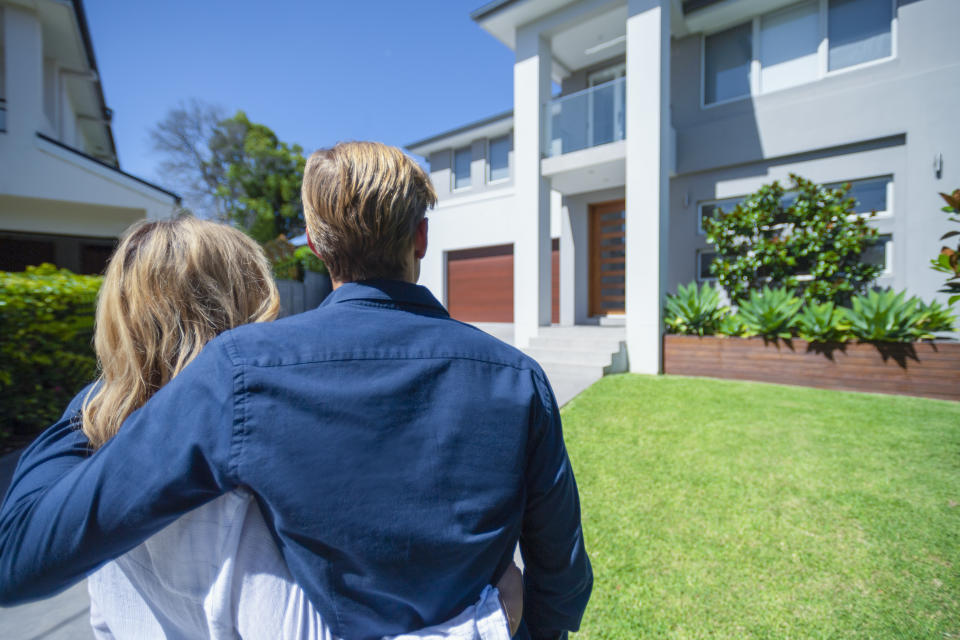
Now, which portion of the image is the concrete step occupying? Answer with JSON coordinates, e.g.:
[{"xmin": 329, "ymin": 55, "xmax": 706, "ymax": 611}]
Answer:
[
  {"xmin": 535, "ymin": 326, "xmax": 626, "ymax": 339},
  {"xmin": 539, "ymin": 362, "xmax": 607, "ymax": 379},
  {"xmin": 527, "ymin": 335, "xmax": 625, "ymax": 351},
  {"xmin": 524, "ymin": 347, "xmax": 616, "ymax": 368}
]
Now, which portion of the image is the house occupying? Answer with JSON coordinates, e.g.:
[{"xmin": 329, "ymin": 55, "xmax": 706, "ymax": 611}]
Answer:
[
  {"xmin": 0, "ymin": 0, "xmax": 179, "ymax": 275},
  {"xmin": 407, "ymin": 0, "xmax": 960, "ymax": 374}
]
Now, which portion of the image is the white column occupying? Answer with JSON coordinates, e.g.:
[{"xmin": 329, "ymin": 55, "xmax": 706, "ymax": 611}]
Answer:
[
  {"xmin": 513, "ymin": 29, "xmax": 552, "ymax": 348},
  {"xmin": 560, "ymin": 195, "xmax": 576, "ymax": 326},
  {"xmin": 625, "ymin": 0, "xmax": 670, "ymax": 374},
  {"xmin": 3, "ymin": 6, "xmax": 44, "ymax": 144}
]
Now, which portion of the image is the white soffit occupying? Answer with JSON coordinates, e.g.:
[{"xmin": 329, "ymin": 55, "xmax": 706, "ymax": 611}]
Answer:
[
  {"xmin": 684, "ymin": 0, "xmax": 807, "ymax": 34},
  {"xmin": 407, "ymin": 115, "xmax": 514, "ymax": 158}
]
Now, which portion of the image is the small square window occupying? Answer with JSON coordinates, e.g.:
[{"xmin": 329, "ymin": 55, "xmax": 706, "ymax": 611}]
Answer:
[
  {"xmin": 453, "ymin": 146, "xmax": 472, "ymax": 191},
  {"xmin": 488, "ymin": 135, "xmax": 511, "ymax": 183},
  {"xmin": 828, "ymin": 0, "xmax": 893, "ymax": 71},
  {"xmin": 862, "ymin": 234, "xmax": 892, "ymax": 274},
  {"xmin": 704, "ymin": 22, "xmax": 753, "ymax": 105}
]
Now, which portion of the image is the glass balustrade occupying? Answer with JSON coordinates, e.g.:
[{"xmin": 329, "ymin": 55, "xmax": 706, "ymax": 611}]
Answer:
[{"xmin": 545, "ymin": 76, "xmax": 625, "ymax": 157}]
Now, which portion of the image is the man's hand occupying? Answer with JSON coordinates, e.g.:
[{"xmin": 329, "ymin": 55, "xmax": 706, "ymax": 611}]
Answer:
[{"xmin": 495, "ymin": 562, "xmax": 523, "ymax": 636}]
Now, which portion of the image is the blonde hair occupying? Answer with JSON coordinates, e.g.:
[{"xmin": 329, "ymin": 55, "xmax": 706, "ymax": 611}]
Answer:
[
  {"xmin": 302, "ymin": 141, "xmax": 437, "ymax": 282},
  {"xmin": 81, "ymin": 217, "xmax": 280, "ymax": 448}
]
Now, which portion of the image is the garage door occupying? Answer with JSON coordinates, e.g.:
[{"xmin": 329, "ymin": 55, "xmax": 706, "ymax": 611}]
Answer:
[{"xmin": 446, "ymin": 242, "xmax": 559, "ymax": 323}]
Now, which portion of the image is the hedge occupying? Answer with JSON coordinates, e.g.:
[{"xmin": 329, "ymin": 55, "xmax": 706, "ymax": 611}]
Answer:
[{"xmin": 0, "ymin": 264, "xmax": 101, "ymax": 443}]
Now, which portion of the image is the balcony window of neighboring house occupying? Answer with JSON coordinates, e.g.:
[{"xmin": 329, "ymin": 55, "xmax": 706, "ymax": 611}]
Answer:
[
  {"xmin": 703, "ymin": 0, "xmax": 895, "ymax": 106},
  {"xmin": 453, "ymin": 146, "xmax": 472, "ymax": 191},
  {"xmin": 488, "ymin": 134, "xmax": 511, "ymax": 183}
]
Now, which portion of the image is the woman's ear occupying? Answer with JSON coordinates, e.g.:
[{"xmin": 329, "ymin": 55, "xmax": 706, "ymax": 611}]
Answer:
[{"xmin": 306, "ymin": 232, "xmax": 323, "ymax": 261}]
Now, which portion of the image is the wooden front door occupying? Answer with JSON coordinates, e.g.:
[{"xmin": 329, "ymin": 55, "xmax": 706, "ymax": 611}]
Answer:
[{"xmin": 589, "ymin": 199, "xmax": 626, "ymax": 316}]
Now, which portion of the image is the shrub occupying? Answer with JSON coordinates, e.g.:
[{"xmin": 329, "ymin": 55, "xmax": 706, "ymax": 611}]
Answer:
[
  {"xmin": 294, "ymin": 245, "xmax": 327, "ymax": 275},
  {"xmin": 795, "ymin": 301, "xmax": 849, "ymax": 343},
  {"xmin": 734, "ymin": 286, "xmax": 802, "ymax": 339},
  {"xmin": 931, "ymin": 189, "xmax": 960, "ymax": 305},
  {"xmin": 664, "ymin": 282, "xmax": 727, "ymax": 336},
  {"xmin": 843, "ymin": 289, "xmax": 954, "ymax": 342},
  {"xmin": 0, "ymin": 264, "xmax": 101, "ymax": 442},
  {"xmin": 702, "ymin": 174, "xmax": 881, "ymax": 306}
]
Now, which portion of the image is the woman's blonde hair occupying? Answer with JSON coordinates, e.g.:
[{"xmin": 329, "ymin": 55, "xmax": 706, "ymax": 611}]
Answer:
[{"xmin": 81, "ymin": 217, "xmax": 279, "ymax": 448}]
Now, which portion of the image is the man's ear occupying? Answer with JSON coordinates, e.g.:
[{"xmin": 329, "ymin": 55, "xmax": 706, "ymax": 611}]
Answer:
[
  {"xmin": 414, "ymin": 217, "xmax": 428, "ymax": 260},
  {"xmin": 307, "ymin": 231, "xmax": 323, "ymax": 261}
]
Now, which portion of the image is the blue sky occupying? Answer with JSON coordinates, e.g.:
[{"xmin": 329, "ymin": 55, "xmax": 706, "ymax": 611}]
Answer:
[{"xmin": 83, "ymin": 0, "xmax": 515, "ymax": 187}]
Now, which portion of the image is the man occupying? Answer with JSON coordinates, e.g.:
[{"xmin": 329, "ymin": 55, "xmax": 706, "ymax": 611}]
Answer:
[{"xmin": 0, "ymin": 142, "xmax": 592, "ymax": 640}]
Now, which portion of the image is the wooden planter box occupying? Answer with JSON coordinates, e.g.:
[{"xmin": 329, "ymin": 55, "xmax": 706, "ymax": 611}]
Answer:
[{"xmin": 663, "ymin": 335, "xmax": 960, "ymax": 402}]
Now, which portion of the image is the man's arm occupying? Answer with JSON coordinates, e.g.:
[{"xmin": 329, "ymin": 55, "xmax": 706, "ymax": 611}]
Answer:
[
  {"xmin": 519, "ymin": 370, "xmax": 593, "ymax": 640},
  {"xmin": 0, "ymin": 337, "xmax": 239, "ymax": 605}
]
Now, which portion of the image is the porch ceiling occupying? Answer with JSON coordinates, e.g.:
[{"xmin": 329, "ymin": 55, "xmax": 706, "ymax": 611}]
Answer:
[{"xmin": 541, "ymin": 140, "xmax": 625, "ymax": 194}]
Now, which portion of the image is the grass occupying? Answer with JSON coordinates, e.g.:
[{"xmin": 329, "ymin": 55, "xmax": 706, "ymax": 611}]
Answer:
[{"xmin": 562, "ymin": 375, "xmax": 960, "ymax": 639}]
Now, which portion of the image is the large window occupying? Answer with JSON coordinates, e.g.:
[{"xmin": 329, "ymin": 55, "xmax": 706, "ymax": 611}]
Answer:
[
  {"xmin": 488, "ymin": 134, "xmax": 511, "ymax": 183},
  {"xmin": 827, "ymin": 176, "xmax": 892, "ymax": 216},
  {"xmin": 703, "ymin": 0, "xmax": 895, "ymax": 105},
  {"xmin": 453, "ymin": 146, "xmax": 472, "ymax": 191}
]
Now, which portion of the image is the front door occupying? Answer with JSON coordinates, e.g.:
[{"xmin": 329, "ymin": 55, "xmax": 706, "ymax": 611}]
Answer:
[{"xmin": 589, "ymin": 199, "xmax": 626, "ymax": 317}]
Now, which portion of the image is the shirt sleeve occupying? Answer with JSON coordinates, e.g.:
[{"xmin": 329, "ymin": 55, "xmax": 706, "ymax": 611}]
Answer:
[
  {"xmin": 519, "ymin": 369, "xmax": 593, "ymax": 640},
  {"xmin": 0, "ymin": 337, "xmax": 240, "ymax": 605}
]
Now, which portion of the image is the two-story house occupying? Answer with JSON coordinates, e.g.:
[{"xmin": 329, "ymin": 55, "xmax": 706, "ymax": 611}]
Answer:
[
  {"xmin": 0, "ymin": 0, "xmax": 178, "ymax": 275},
  {"xmin": 407, "ymin": 0, "xmax": 959, "ymax": 375}
]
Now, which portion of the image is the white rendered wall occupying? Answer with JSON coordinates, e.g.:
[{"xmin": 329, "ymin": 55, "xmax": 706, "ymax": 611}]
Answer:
[
  {"xmin": 512, "ymin": 28, "xmax": 553, "ymax": 348},
  {"xmin": 625, "ymin": 0, "xmax": 670, "ymax": 374}
]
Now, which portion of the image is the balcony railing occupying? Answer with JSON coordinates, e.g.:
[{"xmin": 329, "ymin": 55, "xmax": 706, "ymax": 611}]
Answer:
[{"xmin": 545, "ymin": 76, "xmax": 625, "ymax": 157}]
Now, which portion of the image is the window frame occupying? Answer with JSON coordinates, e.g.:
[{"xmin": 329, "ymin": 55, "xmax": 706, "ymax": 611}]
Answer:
[
  {"xmin": 486, "ymin": 133, "xmax": 512, "ymax": 185},
  {"xmin": 696, "ymin": 249, "xmax": 718, "ymax": 283},
  {"xmin": 452, "ymin": 145, "xmax": 473, "ymax": 192},
  {"xmin": 827, "ymin": 174, "xmax": 894, "ymax": 220},
  {"xmin": 701, "ymin": 0, "xmax": 898, "ymax": 109}
]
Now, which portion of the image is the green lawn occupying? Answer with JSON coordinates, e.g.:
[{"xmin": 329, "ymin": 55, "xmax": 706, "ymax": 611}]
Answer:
[{"xmin": 562, "ymin": 375, "xmax": 960, "ymax": 639}]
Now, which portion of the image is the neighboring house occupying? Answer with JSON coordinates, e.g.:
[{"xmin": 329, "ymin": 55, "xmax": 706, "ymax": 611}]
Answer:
[
  {"xmin": 407, "ymin": 0, "xmax": 960, "ymax": 373},
  {"xmin": 0, "ymin": 0, "xmax": 179, "ymax": 275}
]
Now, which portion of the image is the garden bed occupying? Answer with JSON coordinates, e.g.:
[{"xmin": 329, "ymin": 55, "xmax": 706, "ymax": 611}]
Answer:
[{"xmin": 663, "ymin": 335, "xmax": 960, "ymax": 402}]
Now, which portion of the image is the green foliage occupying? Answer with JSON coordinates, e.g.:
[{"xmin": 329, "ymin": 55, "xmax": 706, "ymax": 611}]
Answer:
[
  {"xmin": 210, "ymin": 111, "xmax": 307, "ymax": 244},
  {"xmin": 702, "ymin": 174, "xmax": 882, "ymax": 305},
  {"xmin": 718, "ymin": 313, "xmax": 746, "ymax": 337},
  {"xmin": 0, "ymin": 265, "xmax": 101, "ymax": 441},
  {"xmin": 930, "ymin": 189, "xmax": 960, "ymax": 305},
  {"xmin": 843, "ymin": 289, "xmax": 955, "ymax": 342},
  {"xmin": 663, "ymin": 282, "xmax": 727, "ymax": 336},
  {"xmin": 795, "ymin": 301, "xmax": 849, "ymax": 343},
  {"xmin": 734, "ymin": 286, "xmax": 802, "ymax": 339}
]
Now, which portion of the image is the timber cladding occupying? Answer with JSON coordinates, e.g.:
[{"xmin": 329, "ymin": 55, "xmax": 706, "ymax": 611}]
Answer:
[{"xmin": 663, "ymin": 335, "xmax": 960, "ymax": 402}]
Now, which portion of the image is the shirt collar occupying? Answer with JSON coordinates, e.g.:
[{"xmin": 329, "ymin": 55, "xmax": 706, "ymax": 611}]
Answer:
[{"xmin": 320, "ymin": 279, "xmax": 449, "ymax": 317}]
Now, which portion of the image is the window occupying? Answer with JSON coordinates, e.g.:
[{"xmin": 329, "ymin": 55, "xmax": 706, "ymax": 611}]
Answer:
[
  {"xmin": 828, "ymin": 0, "xmax": 893, "ymax": 71},
  {"xmin": 827, "ymin": 176, "xmax": 891, "ymax": 215},
  {"xmin": 703, "ymin": 0, "xmax": 895, "ymax": 105},
  {"xmin": 697, "ymin": 250, "xmax": 717, "ymax": 282},
  {"xmin": 704, "ymin": 23, "xmax": 753, "ymax": 105},
  {"xmin": 453, "ymin": 146, "xmax": 472, "ymax": 191},
  {"xmin": 862, "ymin": 234, "xmax": 892, "ymax": 274},
  {"xmin": 760, "ymin": 1, "xmax": 819, "ymax": 93},
  {"xmin": 488, "ymin": 134, "xmax": 511, "ymax": 183},
  {"xmin": 698, "ymin": 196, "xmax": 745, "ymax": 234}
]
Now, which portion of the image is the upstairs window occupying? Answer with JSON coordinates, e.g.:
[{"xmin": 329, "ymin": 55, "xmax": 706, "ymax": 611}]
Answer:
[
  {"xmin": 703, "ymin": 0, "xmax": 895, "ymax": 106},
  {"xmin": 453, "ymin": 146, "xmax": 472, "ymax": 191},
  {"xmin": 828, "ymin": 0, "xmax": 894, "ymax": 71},
  {"xmin": 488, "ymin": 134, "xmax": 511, "ymax": 183},
  {"xmin": 704, "ymin": 23, "xmax": 752, "ymax": 105}
]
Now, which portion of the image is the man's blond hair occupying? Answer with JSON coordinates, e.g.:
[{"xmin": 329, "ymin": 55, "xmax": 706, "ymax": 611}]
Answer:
[{"xmin": 302, "ymin": 141, "xmax": 437, "ymax": 282}]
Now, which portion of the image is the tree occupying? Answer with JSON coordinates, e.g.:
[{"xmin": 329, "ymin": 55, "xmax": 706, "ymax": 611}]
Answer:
[
  {"xmin": 702, "ymin": 174, "xmax": 881, "ymax": 305},
  {"xmin": 215, "ymin": 111, "xmax": 306, "ymax": 243},
  {"xmin": 150, "ymin": 99, "xmax": 236, "ymax": 219},
  {"xmin": 931, "ymin": 189, "xmax": 960, "ymax": 305}
]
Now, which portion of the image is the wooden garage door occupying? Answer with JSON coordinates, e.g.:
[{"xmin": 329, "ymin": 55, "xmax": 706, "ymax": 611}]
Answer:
[{"xmin": 447, "ymin": 242, "xmax": 560, "ymax": 323}]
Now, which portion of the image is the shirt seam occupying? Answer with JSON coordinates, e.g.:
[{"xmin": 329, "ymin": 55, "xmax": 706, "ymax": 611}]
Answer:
[
  {"xmin": 222, "ymin": 334, "xmax": 245, "ymax": 486},
  {"xmin": 234, "ymin": 353, "xmax": 538, "ymax": 372}
]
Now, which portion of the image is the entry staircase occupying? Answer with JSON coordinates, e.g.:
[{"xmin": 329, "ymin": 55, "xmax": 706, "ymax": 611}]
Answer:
[{"xmin": 522, "ymin": 325, "xmax": 627, "ymax": 406}]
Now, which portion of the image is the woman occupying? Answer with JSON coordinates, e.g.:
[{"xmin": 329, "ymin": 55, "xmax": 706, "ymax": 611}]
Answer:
[{"xmin": 70, "ymin": 217, "xmax": 521, "ymax": 639}]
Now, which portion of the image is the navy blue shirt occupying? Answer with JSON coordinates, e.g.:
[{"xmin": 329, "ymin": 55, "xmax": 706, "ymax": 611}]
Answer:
[{"xmin": 0, "ymin": 280, "xmax": 591, "ymax": 640}]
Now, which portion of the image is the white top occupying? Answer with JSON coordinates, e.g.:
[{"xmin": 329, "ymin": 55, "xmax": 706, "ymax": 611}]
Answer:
[{"xmin": 87, "ymin": 490, "xmax": 510, "ymax": 640}]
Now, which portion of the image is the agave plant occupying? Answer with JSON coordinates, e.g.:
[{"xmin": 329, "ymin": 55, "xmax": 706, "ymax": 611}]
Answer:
[
  {"xmin": 718, "ymin": 313, "xmax": 746, "ymax": 337},
  {"xmin": 735, "ymin": 286, "xmax": 802, "ymax": 339},
  {"xmin": 843, "ymin": 289, "xmax": 943, "ymax": 342},
  {"xmin": 795, "ymin": 301, "xmax": 849, "ymax": 343},
  {"xmin": 663, "ymin": 282, "xmax": 727, "ymax": 335}
]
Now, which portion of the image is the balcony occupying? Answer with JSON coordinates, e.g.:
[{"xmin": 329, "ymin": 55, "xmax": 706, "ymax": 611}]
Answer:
[{"xmin": 545, "ymin": 76, "xmax": 625, "ymax": 158}]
